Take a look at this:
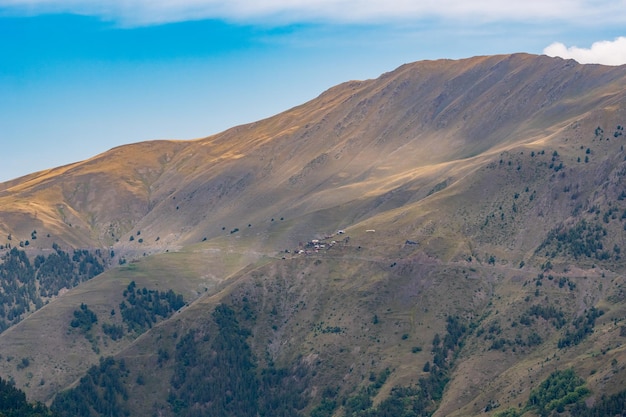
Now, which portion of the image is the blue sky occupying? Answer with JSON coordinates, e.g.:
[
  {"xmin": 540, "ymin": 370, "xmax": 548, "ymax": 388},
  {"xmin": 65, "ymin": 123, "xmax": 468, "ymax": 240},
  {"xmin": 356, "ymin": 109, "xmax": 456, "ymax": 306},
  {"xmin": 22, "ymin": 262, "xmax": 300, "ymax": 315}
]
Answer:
[{"xmin": 1, "ymin": 1, "xmax": 625, "ymax": 182}]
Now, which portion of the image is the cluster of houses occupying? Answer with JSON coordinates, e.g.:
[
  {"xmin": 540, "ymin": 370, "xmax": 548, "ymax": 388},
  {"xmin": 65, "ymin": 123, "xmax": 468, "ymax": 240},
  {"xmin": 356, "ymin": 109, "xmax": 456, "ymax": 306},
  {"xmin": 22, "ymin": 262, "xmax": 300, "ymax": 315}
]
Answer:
[
  {"xmin": 280, "ymin": 228, "xmax": 388, "ymax": 258},
  {"xmin": 279, "ymin": 227, "xmax": 421, "ymax": 260},
  {"xmin": 284, "ymin": 230, "xmax": 348, "ymax": 256},
  {"xmin": 305, "ymin": 229, "xmax": 347, "ymax": 252},
  {"xmin": 307, "ymin": 238, "xmax": 332, "ymax": 251}
]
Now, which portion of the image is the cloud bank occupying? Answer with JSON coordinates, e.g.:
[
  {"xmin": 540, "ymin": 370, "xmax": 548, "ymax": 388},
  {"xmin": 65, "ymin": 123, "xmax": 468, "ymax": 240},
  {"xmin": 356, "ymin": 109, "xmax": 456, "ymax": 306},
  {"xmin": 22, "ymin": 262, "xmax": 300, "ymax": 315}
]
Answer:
[
  {"xmin": 544, "ymin": 37, "xmax": 626, "ymax": 66},
  {"xmin": 1, "ymin": 0, "xmax": 625, "ymax": 26}
]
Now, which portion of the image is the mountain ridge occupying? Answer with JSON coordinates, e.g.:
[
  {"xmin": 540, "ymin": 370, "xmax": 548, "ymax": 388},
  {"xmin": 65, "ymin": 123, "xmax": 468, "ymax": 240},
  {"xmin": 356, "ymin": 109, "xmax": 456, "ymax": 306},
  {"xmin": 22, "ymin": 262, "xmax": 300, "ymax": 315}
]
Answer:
[
  {"xmin": 2, "ymin": 53, "xmax": 625, "ymax": 254},
  {"xmin": 1, "ymin": 53, "xmax": 626, "ymax": 416}
]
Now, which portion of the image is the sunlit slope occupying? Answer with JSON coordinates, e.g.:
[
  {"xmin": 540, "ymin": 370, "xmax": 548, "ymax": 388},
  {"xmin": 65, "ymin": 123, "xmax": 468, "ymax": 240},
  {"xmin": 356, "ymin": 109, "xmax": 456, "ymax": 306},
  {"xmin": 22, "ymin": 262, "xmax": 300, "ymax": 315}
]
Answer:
[
  {"xmin": 304, "ymin": 97, "xmax": 626, "ymax": 265},
  {"xmin": 1, "ymin": 54, "xmax": 625, "ymax": 255},
  {"xmin": 0, "ymin": 140, "xmax": 191, "ymax": 247}
]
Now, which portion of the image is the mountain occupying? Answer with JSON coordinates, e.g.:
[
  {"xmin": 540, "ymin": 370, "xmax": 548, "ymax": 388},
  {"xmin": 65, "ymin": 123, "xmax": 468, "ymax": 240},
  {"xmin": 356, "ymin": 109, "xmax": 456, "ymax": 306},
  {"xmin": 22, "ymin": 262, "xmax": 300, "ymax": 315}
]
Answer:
[{"xmin": 1, "ymin": 53, "xmax": 626, "ymax": 417}]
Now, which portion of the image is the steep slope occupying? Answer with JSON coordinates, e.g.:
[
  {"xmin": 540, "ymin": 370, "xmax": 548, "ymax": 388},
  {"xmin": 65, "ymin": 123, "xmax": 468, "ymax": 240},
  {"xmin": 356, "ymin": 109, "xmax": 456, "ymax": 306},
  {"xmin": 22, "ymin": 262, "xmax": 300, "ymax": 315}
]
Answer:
[
  {"xmin": 2, "ymin": 53, "xmax": 625, "ymax": 254},
  {"xmin": 1, "ymin": 53, "xmax": 626, "ymax": 417}
]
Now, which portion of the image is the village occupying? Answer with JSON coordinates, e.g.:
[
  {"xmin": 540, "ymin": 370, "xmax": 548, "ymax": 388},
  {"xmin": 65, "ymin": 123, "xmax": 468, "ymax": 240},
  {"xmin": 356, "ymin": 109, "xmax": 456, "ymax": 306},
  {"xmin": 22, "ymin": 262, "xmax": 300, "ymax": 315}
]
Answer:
[
  {"xmin": 279, "ymin": 229, "xmax": 350, "ymax": 258},
  {"xmin": 280, "ymin": 228, "xmax": 380, "ymax": 258}
]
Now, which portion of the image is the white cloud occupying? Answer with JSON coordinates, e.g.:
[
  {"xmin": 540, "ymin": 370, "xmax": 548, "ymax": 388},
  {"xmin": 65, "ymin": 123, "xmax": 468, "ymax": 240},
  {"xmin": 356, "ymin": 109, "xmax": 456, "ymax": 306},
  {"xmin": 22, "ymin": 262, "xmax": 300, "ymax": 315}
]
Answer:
[
  {"xmin": 544, "ymin": 37, "xmax": 626, "ymax": 66},
  {"xmin": 1, "ymin": 0, "xmax": 626, "ymax": 26}
]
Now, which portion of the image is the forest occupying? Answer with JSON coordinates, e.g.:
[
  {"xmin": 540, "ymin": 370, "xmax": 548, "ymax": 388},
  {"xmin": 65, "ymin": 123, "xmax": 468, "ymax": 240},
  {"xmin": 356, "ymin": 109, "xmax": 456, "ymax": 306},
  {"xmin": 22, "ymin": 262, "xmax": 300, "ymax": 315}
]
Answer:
[
  {"xmin": 49, "ymin": 305, "xmax": 472, "ymax": 417},
  {"xmin": 118, "ymin": 280, "xmax": 185, "ymax": 334},
  {"xmin": 0, "ymin": 376, "xmax": 56, "ymax": 417},
  {"xmin": 0, "ymin": 245, "xmax": 105, "ymax": 333}
]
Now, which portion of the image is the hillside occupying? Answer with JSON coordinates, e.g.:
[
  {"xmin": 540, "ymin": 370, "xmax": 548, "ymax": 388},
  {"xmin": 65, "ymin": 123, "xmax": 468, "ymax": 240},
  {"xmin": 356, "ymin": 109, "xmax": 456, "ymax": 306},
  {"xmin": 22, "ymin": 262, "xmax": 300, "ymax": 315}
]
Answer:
[{"xmin": 1, "ymin": 53, "xmax": 626, "ymax": 416}]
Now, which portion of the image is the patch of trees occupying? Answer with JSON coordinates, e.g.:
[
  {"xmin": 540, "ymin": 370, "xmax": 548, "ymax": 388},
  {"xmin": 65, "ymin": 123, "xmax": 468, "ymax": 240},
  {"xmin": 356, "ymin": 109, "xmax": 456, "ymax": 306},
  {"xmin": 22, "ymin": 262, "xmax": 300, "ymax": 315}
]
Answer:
[
  {"xmin": 521, "ymin": 304, "xmax": 566, "ymax": 329},
  {"xmin": 0, "ymin": 246, "xmax": 105, "ymax": 334},
  {"xmin": 527, "ymin": 368, "xmax": 589, "ymax": 416},
  {"xmin": 556, "ymin": 275, "xmax": 576, "ymax": 290},
  {"xmin": 102, "ymin": 323, "xmax": 125, "ymax": 341},
  {"xmin": 532, "ymin": 273, "xmax": 577, "ymax": 292},
  {"xmin": 166, "ymin": 303, "xmax": 309, "ymax": 417},
  {"xmin": 0, "ymin": 376, "xmax": 57, "ymax": 417},
  {"xmin": 503, "ymin": 302, "xmax": 603, "ymax": 351},
  {"xmin": 310, "ymin": 395, "xmax": 338, "ymax": 417},
  {"xmin": 569, "ymin": 389, "xmax": 626, "ymax": 416},
  {"xmin": 549, "ymin": 150, "xmax": 564, "ymax": 172},
  {"xmin": 537, "ymin": 220, "xmax": 611, "ymax": 260},
  {"xmin": 118, "ymin": 281, "xmax": 185, "ymax": 334},
  {"xmin": 331, "ymin": 316, "xmax": 468, "ymax": 417},
  {"xmin": 71, "ymin": 303, "xmax": 98, "ymax": 332},
  {"xmin": 341, "ymin": 369, "xmax": 390, "ymax": 417},
  {"xmin": 69, "ymin": 303, "xmax": 100, "ymax": 352},
  {"xmin": 492, "ymin": 408, "xmax": 521, "ymax": 417},
  {"xmin": 257, "ymin": 365, "xmax": 309, "ymax": 417},
  {"xmin": 312, "ymin": 322, "xmax": 343, "ymax": 335},
  {"xmin": 492, "ymin": 369, "xmax": 589, "ymax": 417},
  {"xmin": 51, "ymin": 356, "xmax": 129, "ymax": 417},
  {"xmin": 35, "ymin": 245, "xmax": 105, "ymax": 297},
  {"xmin": 479, "ymin": 319, "xmax": 529, "ymax": 352},
  {"xmin": 557, "ymin": 307, "xmax": 604, "ymax": 348},
  {"xmin": 0, "ymin": 248, "xmax": 38, "ymax": 332}
]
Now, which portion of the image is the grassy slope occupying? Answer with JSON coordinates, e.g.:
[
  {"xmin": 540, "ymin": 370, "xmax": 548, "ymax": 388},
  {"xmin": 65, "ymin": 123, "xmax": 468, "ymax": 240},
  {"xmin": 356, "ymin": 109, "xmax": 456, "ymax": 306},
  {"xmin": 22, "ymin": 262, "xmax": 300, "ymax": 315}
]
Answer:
[{"xmin": 0, "ymin": 242, "xmax": 267, "ymax": 403}]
